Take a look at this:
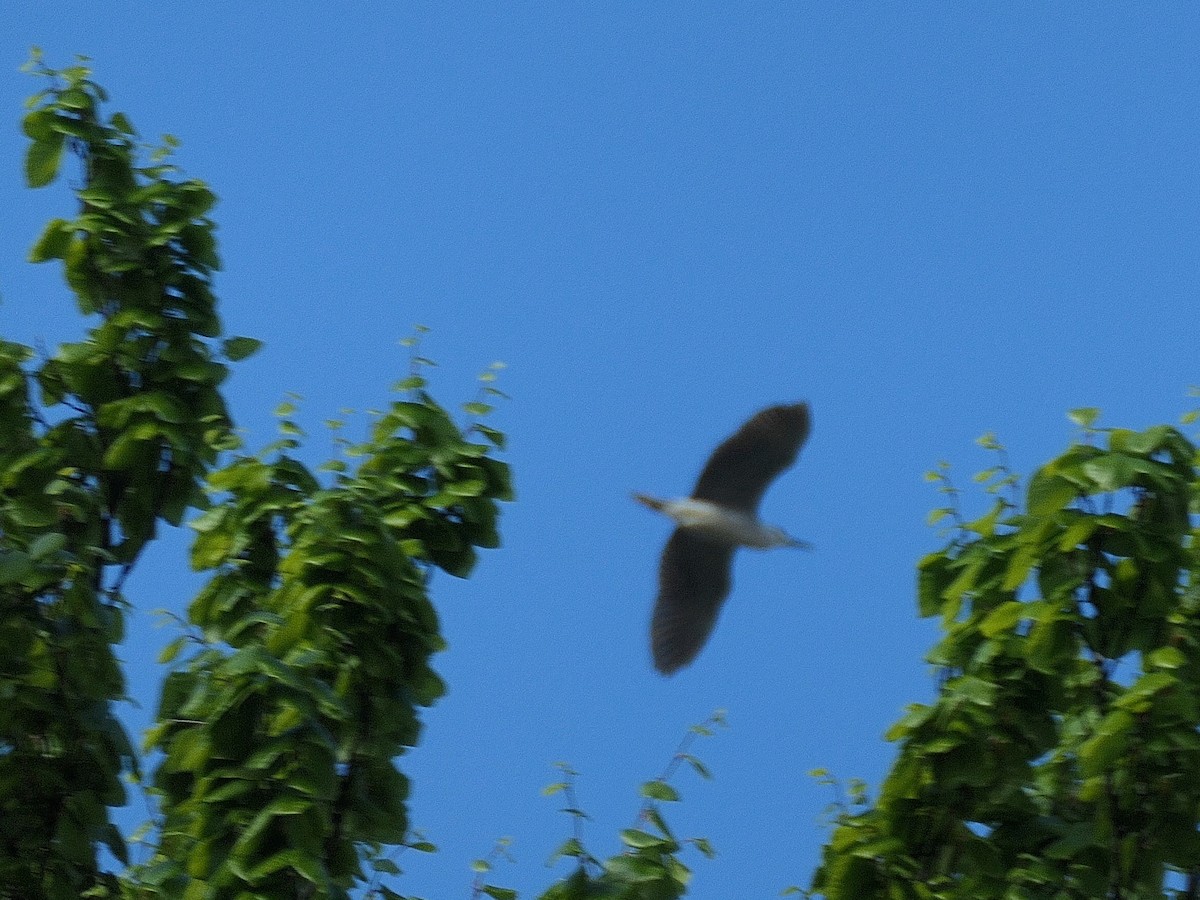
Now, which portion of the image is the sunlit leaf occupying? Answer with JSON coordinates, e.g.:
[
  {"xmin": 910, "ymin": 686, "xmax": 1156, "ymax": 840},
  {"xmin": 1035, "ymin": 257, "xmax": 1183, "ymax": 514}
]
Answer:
[
  {"xmin": 979, "ymin": 601, "xmax": 1025, "ymax": 637},
  {"xmin": 640, "ymin": 780, "xmax": 679, "ymax": 802},
  {"xmin": 222, "ymin": 336, "xmax": 263, "ymax": 361},
  {"xmin": 24, "ymin": 133, "xmax": 64, "ymax": 187}
]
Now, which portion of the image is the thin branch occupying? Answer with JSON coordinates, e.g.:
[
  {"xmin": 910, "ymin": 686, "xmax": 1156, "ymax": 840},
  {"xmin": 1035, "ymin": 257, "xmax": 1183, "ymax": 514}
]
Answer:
[{"xmin": 633, "ymin": 710, "xmax": 725, "ymax": 830}]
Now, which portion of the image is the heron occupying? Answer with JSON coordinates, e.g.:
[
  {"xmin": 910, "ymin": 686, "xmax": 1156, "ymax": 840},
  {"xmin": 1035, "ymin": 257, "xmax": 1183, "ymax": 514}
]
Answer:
[{"xmin": 634, "ymin": 402, "xmax": 811, "ymax": 675}]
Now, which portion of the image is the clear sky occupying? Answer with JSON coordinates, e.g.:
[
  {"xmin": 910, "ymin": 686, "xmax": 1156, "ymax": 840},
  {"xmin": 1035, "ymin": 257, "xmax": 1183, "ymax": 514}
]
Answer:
[{"xmin": 3, "ymin": 5, "xmax": 1199, "ymax": 898}]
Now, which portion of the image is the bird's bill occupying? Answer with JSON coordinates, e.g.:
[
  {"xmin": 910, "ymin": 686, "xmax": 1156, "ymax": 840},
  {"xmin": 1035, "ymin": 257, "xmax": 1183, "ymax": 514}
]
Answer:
[{"xmin": 632, "ymin": 492, "xmax": 667, "ymax": 512}]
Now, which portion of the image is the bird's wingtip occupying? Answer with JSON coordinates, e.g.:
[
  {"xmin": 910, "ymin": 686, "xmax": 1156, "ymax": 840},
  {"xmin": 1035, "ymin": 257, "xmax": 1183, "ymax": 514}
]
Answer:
[{"xmin": 652, "ymin": 653, "xmax": 683, "ymax": 676}]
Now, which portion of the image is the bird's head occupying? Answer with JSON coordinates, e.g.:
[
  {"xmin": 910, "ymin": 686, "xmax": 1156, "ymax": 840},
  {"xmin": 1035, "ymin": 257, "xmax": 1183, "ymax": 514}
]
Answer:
[
  {"xmin": 764, "ymin": 526, "xmax": 811, "ymax": 551},
  {"xmin": 632, "ymin": 492, "xmax": 667, "ymax": 513}
]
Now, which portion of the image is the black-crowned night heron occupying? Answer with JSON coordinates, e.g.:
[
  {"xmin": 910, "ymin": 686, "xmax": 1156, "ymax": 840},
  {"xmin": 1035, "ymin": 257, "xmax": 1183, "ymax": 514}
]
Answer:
[{"xmin": 634, "ymin": 402, "xmax": 811, "ymax": 675}]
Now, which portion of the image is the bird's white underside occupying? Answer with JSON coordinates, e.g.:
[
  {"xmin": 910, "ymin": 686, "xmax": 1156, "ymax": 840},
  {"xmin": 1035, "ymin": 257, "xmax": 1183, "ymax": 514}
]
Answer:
[{"xmin": 650, "ymin": 497, "xmax": 799, "ymax": 549}]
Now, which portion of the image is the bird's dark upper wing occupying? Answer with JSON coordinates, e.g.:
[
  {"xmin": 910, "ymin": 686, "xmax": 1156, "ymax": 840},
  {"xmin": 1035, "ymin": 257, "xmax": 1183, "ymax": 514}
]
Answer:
[
  {"xmin": 651, "ymin": 529, "xmax": 736, "ymax": 675},
  {"xmin": 691, "ymin": 403, "xmax": 811, "ymax": 512}
]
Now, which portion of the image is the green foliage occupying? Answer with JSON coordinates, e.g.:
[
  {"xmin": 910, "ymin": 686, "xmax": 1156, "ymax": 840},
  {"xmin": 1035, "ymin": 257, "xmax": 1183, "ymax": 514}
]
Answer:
[
  {"xmin": 810, "ymin": 421, "xmax": 1200, "ymax": 899},
  {"xmin": 520, "ymin": 713, "xmax": 724, "ymax": 900},
  {"xmin": 5, "ymin": 52, "xmax": 723, "ymax": 900},
  {"xmin": 1, "ymin": 50, "xmax": 236, "ymax": 898},
  {"xmin": 6, "ymin": 53, "xmax": 518, "ymax": 900},
  {"xmin": 134, "ymin": 385, "xmax": 512, "ymax": 897}
]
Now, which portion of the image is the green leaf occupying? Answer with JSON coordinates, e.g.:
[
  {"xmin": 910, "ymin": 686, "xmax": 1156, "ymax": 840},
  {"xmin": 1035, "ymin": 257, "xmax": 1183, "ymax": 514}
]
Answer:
[
  {"xmin": 445, "ymin": 478, "xmax": 487, "ymax": 498},
  {"xmin": 605, "ymin": 854, "xmax": 666, "ymax": 883},
  {"xmin": 1146, "ymin": 646, "xmax": 1186, "ymax": 670},
  {"xmin": 943, "ymin": 554, "xmax": 985, "ymax": 606},
  {"xmin": 25, "ymin": 132, "xmax": 65, "ymax": 188},
  {"xmin": 1057, "ymin": 515, "xmax": 1098, "ymax": 551},
  {"xmin": 109, "ymin": 111, "xmax": 135, "ymax": 134},
  {"xmin": 0, "ymin": 551, "xmax": 33, "ymax": 585},
  {"xmin": 1026, "ymin": 471, "xmax": 1078, "ymax": 517},
  {"xmin": 979, "ymin": 600, "xmax": 1025, "ymax": 637},
  {"xmin": 222, "ymin": 336, "xmax": 263, "ymax": 361},
  {"xmin": 621, "ymin": 829, "xmax": 667, "ymax": 849},
  {"xmin": 393, "ymin": 375, "xmax": 426, "ymax": 391},
  {"xmin": 157, "ymin": 636, "xmax": 187, "ymax": 664},
  {"xmin": 547, "ymin": 837, "xmax": 586, "ymax": 865},
  {"xmin": 53, "ymin": 815, "xmax": 90, "ymax": 865},
  {"xmin": 22, "ymin": 106, "xmax": 56, "ymax": 141},
  {"xmin": 640, "ymin": 780, "xmax": 679, "ymax": 802},
  {"xmin": 952, "ymin": 675, "xmax": 996, "ymax": 706},
  {"xmin": 1118, "ymin": 424, "xmax": 1175, "ymax": 455},
  {"xmin": 1001, "ymin": 542, "xmax": 1038, "ymax": 591},
  {"xmin": 474, "ymin": 424, "xmax": 507, "ymax": 449},
  {"xmin": 667, "ymin": 856, "xmax": 692, "ymax": 886},
  {"xmin": 27, "ymin": 531, "xmax": 67, "ymax": 560},
  {"xmin": 246, "ymin": 849, "xmax": 321, "ymax": 881},
  {"xmin": 966, "ymin": 501, "xmax": 1003, "ymax": 536},
  {"xmin": 680, "ymin": 753, "xmax": 711, "ymax": 779},
  {"xmin": 641, "ymin": 805, "xmax": 671, "ymax": 837},
  {"xmin": 916, "ymin": 552, "xmax": 950, "ymax": 618},
  {"xmin": 29, "ymin": 218, "xmax": 72, "ymax": 262},
  {"xmin": 884, "ymin": 704, "xmax": 933, "ymax": 742},
  {"xmin": 1080, "ymin": 454, "xmax": 1138, "ymax": 492},
  {"xmin": 1117, "ymin": 671, "xmax": 1177, "ymax": 711},
  {"xmin": 1068, "ymin": 407, "xmax": 1100, "ymax": 428},
  {"xmin": 1080, "ymin": 709, "xmax": 1134, "ymax": 776},
  {"xmin": 58, "ymin": 88, "xmax": 91, "ymax": 110},
  {"xmin": 1026, "ymin": 618, "xmax": 1074, "ymax": 674},
  {"xmin": 102, "ymin": 431, "xmax": 151, "ymax": 470},
  {"xmin": 367, "ymin": 858, "xmax": 402, "ymax": 876}
]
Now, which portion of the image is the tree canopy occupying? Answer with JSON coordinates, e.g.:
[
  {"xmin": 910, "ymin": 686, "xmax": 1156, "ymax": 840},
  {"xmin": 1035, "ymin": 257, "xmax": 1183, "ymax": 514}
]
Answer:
[{"xmin": 811, "ymin": 418, "xmax": 1200, "ymax": 899}]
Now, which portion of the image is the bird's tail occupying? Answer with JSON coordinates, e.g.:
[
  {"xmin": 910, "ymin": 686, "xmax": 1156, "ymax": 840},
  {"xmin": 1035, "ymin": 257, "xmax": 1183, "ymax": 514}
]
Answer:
[{"xmin": 632, "ymin": 492, "xmax": 667, "ymax": 512}]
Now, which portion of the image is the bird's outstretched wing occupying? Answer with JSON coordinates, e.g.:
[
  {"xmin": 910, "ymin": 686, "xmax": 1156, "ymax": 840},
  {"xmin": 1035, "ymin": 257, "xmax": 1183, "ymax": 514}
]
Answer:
[
  {"xmin": 651, "ymin": 529, "xmax": 736, "ymax": 675},
  {"xmin": 691, "ymin": 402, "xmax": 811, "ymax": 512}
]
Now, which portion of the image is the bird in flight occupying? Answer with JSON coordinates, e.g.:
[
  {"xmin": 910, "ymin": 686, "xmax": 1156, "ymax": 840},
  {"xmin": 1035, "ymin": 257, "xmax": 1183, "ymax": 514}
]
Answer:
[{"xmin": 634, "ymin": 402, "xmax": 811, "ymax": 675}]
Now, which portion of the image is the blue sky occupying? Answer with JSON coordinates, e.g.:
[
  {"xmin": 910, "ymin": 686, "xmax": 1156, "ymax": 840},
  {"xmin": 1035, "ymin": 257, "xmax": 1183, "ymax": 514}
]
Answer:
[{"xmin": 3, "ymin": 5, "xmax": 1199, "ymax": 897}]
